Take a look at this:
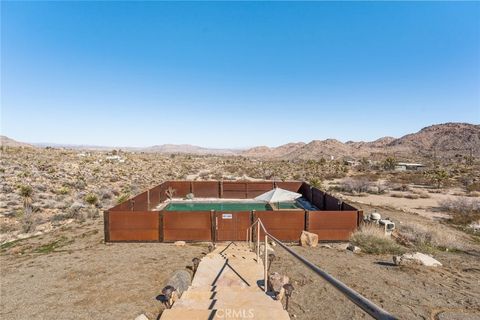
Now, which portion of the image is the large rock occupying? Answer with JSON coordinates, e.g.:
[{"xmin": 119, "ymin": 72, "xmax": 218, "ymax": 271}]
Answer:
[
  {"xmin": 300, "ymin": 231, "xmax": 318, "ymax": 247},
  {"xmin": 164, "ymin": 270, "xmax": 192, "ymax": 296},
  {"xmin": 268, "ymin": 272, "xmax": 290, "ymax": 300},
  {"xmin": 393, "ymin": 252, "xmax": 442, "ymax": 267},
  {"xmin": 347, "ymin": 244, "xmax": 361, "ymax": 253}
]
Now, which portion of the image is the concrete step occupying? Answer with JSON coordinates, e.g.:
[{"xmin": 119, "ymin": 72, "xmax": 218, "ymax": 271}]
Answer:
[
  {"xmin": 186, "ymin": 285, "xmax": 262, "ymax": 293},
  {"xmin": 181, "ymin": 290, "xmax": 274, "ymax": 301},
  {"xmin": 160, "ymin": 308, "xmax": 290, "ymax": 320},
  {"xmin": 171, "ymin": 298, "xmax": 283, "ymax": 310}
]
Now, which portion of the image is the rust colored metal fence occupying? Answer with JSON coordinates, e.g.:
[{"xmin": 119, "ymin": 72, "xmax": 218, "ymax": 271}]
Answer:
[
  {"xmin": 307, "ymin": 211, "xmax": 359, "ymax": 241},
  {"xmin": 106, "ymin": 211, "xmax": 160, "ymax": 241},
  {"xmin": 105, "ymin": 180, "xmax": 362, "ymax": 242},
  {"xmin": 192, "ymin": 181, "xmax": 220, "ymax": 198},
  {"xmin": 215, "ymin": 211, "xmax": 252, "ymax": 241},
  {"xmin": 162, "ymin": 211, "xmax": 213, "ymax": 241},
  {"xmin": 254, "ymin": 210, "xmax": 305, "ymax": 241}
]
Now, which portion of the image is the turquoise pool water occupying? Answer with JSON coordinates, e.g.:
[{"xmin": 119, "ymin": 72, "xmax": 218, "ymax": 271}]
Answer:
[{"xmin": 165, "ymin": 202, "xmax": 302, "ymax": 211}]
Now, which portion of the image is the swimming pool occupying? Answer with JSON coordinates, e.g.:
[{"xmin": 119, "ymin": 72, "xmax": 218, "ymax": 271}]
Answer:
[{"xmin": 164, "ymin": 201, "xmax": 302, "ymax": 211}]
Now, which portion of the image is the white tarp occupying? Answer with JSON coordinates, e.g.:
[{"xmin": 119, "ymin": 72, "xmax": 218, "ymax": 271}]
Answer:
[{"xmin": 254, "ymin": 187, "xmax": 302, "ymax": 203}]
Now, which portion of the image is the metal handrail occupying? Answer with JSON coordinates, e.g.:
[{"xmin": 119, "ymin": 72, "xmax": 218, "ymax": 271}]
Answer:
[{"xmin": 246, "ymin": 218, "xmax": 398, "ymax": 320}]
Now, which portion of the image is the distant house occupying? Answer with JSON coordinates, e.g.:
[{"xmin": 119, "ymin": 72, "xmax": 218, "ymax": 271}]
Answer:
[{"xmin": 394, "ymin": 162, "xmax": 426, "ymax": 171}]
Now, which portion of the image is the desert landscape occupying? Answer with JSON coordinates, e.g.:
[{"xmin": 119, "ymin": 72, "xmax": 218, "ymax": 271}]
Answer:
[{"xmin": 1, "ymin": 123, "xmax": 479, "ymax": 319}]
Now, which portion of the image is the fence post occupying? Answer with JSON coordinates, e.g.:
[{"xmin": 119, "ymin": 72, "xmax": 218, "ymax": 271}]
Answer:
[
  {"xmin": 256, "ymin": 222, "xmax": 260, "ymax": 263},
  {"xmin": 147, "ymin": 190, "xmax": 151, "ymax": 211},
  {"xmin": 264, "ymin": 234, "xmax": 268, "ymax": 293}
]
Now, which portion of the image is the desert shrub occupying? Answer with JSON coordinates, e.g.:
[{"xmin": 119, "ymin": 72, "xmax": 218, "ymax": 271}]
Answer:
[
  {"xmin": 404, "ymin": 193, "xmax": 419, "ymax": 199},
  {"xmin": 116, "ymin": 193, "xmax": 130, "ymax": 204},
  {"xmin": 84, "ymin": 193, "xmax": 98, "ymax": 206},
  {"xmin": 350, "ymin": 224, "xmax": 405, "ymax": 254},
  {"xmin": 438, "ymin": 197, "xmax": 480, "ymax": 225},
  {"xmin": 398, "ymin": 223, "xmax": 465, "ymax": 252},
  {"xmin": 86, "ymin": 207, "xmax": 100, "ymax": 219},
  {"xmin": 390, "ymin": 193, "xmax": 403, "ymax": 198},
  {"xmin": 339, "ymin": 178, "xmax": 371, "ymax": 194},
  {"xmin": 57, "ymin": 186, "xmax": 70, "ymax": 195},
  {"xmin": 467, "ymin": 182, "xmax": 480, "ymax": 193},
  {"xmin": 65, "ymin": 202, "xmax": 85, "ymax": 220},
  {"xmin": 99, "ymin": 189, "xmax": 112, "ymax": 200},
  {"xmin": 18, "ymin": 185, "xmax": 33, "ymax": 198},
  {"xmin": 21, "ymin": 214, "xmax": 37, "ymax": 233}
]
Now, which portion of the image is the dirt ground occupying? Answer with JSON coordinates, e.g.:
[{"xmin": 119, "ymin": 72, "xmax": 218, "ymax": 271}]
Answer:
[
  {"xmin": 270, "ymin": 202, "xmax": 480, "ymax": 320},
  {"xmin": 0, "ymin": 219, "xmax": 207, "ymax": 320},
  {"xmin": 1, "ymin": 205, "xmax": 480, "ymax": 320}
]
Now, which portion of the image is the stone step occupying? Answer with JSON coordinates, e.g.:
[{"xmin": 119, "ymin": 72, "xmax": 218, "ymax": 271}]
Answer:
[
  {"xmin": 171, "ymin": 298, "xmax": 283, "ymax": 310},
  {"xmin": 181, "ymin": 290, "xmax": 274, "ymax": 301},
  {"xmin": 186, "ymin": 285, "xmax": 262, "ymax": 293},
  {"xmin": 160, "ymin": 308, "xmax": 290, "ymax": 320}
]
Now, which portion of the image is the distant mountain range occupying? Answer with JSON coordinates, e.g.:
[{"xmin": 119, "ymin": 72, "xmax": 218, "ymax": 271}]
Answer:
[{"xmin": 2, "ymin": 123, "xmax": 479, "ymax": 160}]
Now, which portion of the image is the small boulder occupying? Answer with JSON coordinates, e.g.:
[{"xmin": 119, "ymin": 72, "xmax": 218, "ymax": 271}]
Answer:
[
  {"xmin": 347, "ymin": 244, "xmax": 361, "ymax": 253},
  {"xmin": 259, "ymin": 242, "xmax": 274, "ymax": 256},
  {"xmin": 334, "ymin": 243, "xmax": 350, "ymax": 251},
  {"xmin": 268, "ymin": 272, "xmax": 290, "ymax": 300},
  {"xmin": 300, "ymin": 231, "xmax": 318, "ymax": 247},
  {"xmin": 174, "ymin": 241, "xmax": 186, "ymax": 247},
  {"xmin": 393, "ymin": 252, "xmax": 442, "ymax": 267},
  {"xmin": 320, "ymin": 244, "xmax": 332, "ymax": 249},
  {"xmin": 134, "ymin": 314, "xmax": 149, "ymax": 320}
]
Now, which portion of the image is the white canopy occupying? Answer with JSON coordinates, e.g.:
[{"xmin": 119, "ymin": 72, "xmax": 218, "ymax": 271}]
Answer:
[{"xmin": 254, "ymin": 187, "xmax": 302, "ymax": 203}]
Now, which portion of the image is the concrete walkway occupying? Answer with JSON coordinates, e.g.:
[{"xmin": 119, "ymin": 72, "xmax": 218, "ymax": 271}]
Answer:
[{"xmin": 160, "ymin": 243, "xmax": 290, "ymax": 320}]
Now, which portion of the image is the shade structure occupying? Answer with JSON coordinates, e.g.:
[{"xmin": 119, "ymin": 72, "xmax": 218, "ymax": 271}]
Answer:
[{"xmin": 254, "ymin": 187, "xmax": 302, "ymax": 203}]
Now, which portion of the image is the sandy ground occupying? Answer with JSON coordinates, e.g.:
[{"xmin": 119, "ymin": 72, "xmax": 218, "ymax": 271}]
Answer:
[
  {"xmin": 271, "ymin": 246, "xmax": 480, "ymax": 320},
  {"xmin": 342, "ymin": 191, "xmax": 453, "ymax": 220},
  {"xmin": 0, "ymin": 220, "xmax": 207, "ymax": 320},
  {"xmin": 1, "ymin": 204, "xmax": 480, "ymax": 320}
]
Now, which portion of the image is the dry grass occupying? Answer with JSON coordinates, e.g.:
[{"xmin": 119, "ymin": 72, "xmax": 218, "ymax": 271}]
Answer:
[
  {"xmin": 397, "ymin": 222, "xmax": 466, "ymax": 252},
  {"xmin": 438, "ymin": 197, "xmax": 480, "ymax": 225},
  {"xmin": 350, "ymin": 223, "xmax": 405, "ymax": 254}
]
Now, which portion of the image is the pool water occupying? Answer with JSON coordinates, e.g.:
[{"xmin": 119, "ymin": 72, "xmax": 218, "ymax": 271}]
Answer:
[{"xmin": 165, "ymin": 202, "xmax": 302, "ymax": 211}]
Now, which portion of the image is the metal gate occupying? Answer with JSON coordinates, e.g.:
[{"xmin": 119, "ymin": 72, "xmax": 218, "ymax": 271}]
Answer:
[{"xmin": 215, "ymin": 211, "xmax": 251, "ymax": 241}]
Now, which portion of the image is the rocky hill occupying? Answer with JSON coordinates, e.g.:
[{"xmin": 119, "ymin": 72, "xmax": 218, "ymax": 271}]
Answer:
[
  {"xmin": 0, "ymin": 136, "xmax": 34, "ymax": 148},
  {"xmin": 3, "ymin": 123, "xmax": 478, "ymax": 160},
  {"xmin": 242, "ymin": 123, "xmax": 479, "ymax": 160}
]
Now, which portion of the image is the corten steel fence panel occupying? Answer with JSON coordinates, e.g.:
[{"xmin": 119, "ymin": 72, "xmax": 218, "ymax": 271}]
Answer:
[
  {"xmin": 342, "ymin": 202, "xmax": 358, "ymax": 211},
  {"xmin": 275, "ymin": 181, "xmax": 302, "ymax": 192},
  {"xmin": 299, "ymin": 182, "xmax": 313, "ymax": 202},
  {"xmin": 166, "ymin": 181, "xmax": 192, "ymax": 198},
  {"xmin": 254, "ymin": 211, "xmax": 306, "ymax": 241},
  {"xmin": 307, "ymin": 211, "xmax": 359, "ymax": 241},
  {"xmin": 222, "ymin": 181, "xmax": 248, "ymax": 199},
  {"xmin": 131, "ymin": 191, "xmax": 149, "ymax": 211},
  {"xmin": 311, "ymin": 188, "xmax": 325, "ymax": 210},
  {"xmin": 325, "ymin": 194, "xmax": 341, "ymax": 211},
  {"xmin": 215, "ymin": 211, "xmax": 252, "ymax": 241},
  {"xmin": 246, "ymin": 181, "xmax": 275, "ymax": 198},
  {"xmin": 192, "ymin": 181, "xmax": 220, "ymax": 198},
  {"xmin": 148, "ymin": 182, "xmax": 168, "ymax": 210},
  {"xmin": 109, "ymin": 200, "xmax": 131, "ymax": 211},
  {"xmin": 108, "ymin": 211, "xmax": 159, "ymax": 241},
  {"xmin": 163, "ymin": 211, "xmax": 212, "ymax": 241}
]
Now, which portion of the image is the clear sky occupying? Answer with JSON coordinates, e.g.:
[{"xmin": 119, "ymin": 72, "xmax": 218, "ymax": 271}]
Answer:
[{"xmin": 1, "ymin": 1, "xmax": 479, "ymax": 148}]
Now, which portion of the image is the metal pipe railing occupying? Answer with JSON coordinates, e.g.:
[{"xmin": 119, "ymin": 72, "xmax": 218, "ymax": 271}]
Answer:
[{"xmin": 246, "ymin": 218, "xmax": 397, "ymax": 320}]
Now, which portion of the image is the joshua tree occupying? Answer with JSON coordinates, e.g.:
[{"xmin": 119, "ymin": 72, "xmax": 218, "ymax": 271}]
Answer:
[
  {"xmin": 165, "ymin": 187, "xmax": 176, "ymax": 200},
  {"xmin": 427, "ymin": 168, "xmax": 449, "ymax": 189},
  {"xmin": 383, "ymin": 157, "xmax": 397, "ymax": 171}
]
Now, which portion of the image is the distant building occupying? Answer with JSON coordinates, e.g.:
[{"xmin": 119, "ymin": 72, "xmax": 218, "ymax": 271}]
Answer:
[{"xmin": 394, "ymin": 162, "xmax": 426, "ymax": 171}]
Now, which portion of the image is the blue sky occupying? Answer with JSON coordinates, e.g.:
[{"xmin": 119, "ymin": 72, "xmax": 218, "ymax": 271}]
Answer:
[{"xmin": 1, "ymin": 1, "xmax": 479, "ymax": 148}]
